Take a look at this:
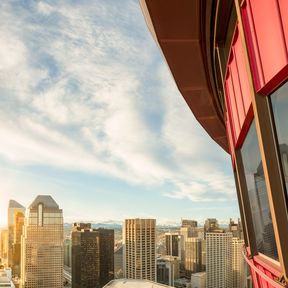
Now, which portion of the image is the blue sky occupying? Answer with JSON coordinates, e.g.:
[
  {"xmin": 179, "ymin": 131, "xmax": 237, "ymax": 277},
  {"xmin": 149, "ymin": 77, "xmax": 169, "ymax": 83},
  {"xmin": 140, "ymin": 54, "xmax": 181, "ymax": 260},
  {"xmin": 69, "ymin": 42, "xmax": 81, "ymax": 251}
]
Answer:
[{"xmin": 0, "ymin": 0, "xmax": 239, "ymax": 226}]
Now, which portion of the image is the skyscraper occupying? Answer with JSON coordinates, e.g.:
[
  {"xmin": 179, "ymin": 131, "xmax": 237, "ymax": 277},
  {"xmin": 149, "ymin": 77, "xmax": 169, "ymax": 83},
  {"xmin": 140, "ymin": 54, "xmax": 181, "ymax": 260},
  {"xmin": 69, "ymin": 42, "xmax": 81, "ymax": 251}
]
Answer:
[
  {"xmin": 165, "ymin": 233, "xmax": 180, "ymax": 257},
  {"xmin": 156, "ymin": 256, "xmax": 179, "ymax": 286},
  {"xmin": 184, "ymin": 238, "xmax": 202, "ymax": 277},
  {"xmin": 20, "ymin": 195, "xmax": 63, "ymax": 288},
  {"xmin": 180, "ymin": 220, "xmax": 197, "ymax": 262},
  {"xmin": 124, "ymin": 219, "xmax": 156, "ymax": 281},
  {"xmin": 0, "ymin": 229, "xmax": 8, "ymax": 264},
  {"xmin": 232, "ymin": 238, "xmax": 245, "ymax": 288},
  {"xmin": 8, "ymin": 200, "xmax": 25, "ymax": 271},
  {"xmin": 206, "ymin": 232, "xmax": 232, "ymax": 288},
  {"xmin": 71, "ymin": 223, "xmax": 114, "ymax": 288}
]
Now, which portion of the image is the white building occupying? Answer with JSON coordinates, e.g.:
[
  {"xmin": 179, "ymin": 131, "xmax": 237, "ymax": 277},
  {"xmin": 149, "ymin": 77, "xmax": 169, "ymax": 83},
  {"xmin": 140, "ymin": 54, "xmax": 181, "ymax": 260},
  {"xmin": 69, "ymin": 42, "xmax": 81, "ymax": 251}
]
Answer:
[
  {"xmin": 123, "ymin": 219, "xmax": 156, "ymax": 281},
  {"xmin": 20, "ymin": 195, "xmax": 63, "ymax": 288},
  {"xmin": 0, "ymin": 268, "xmax": 15, "ymax": 288},
  {"xmin": 191, "ymin": 272, "xmax": 206, "ymax": 288},
  {"xmin": 206, "ymin": 232, "xmax": 232, "ymax": 288}
]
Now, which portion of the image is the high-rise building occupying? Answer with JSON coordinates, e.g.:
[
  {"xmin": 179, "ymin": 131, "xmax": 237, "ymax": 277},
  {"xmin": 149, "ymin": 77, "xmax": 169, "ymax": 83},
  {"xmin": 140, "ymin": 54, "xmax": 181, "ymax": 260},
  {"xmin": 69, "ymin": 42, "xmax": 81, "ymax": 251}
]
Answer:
[
  {"xmin": 206, "ymin": 232, "xmax": 232, "ymax": 288},
  {"xmin": 64, "ymin": 237, "xmax": 72, "ymax": 268},
  {"xmin": 229, "ymin": 219, "xmax": 243, "ymax": 239},
  {"xmin": 165, "ymin": 233, "xmax": 180, "ymax": 257},
  {"xmin": 232, "ymin": 238, "xmax": 245, "ymax": 288},
  {"xmin": 204, "ymin": 219, "xmax": 219, "ymax": 233},
  {"xmin": 20, "ymin": 195, "xmax": 63, "ymax": 288},
  {"xmin": 71, "ymin": 223, "xmax": 114, "ymax": 288},
  {"xmin": 184, "ymin": 238, "xmax": 202, "ymax": 277},
  {"xmin": 180, "ymin": 220, "xmax": 197, "ymax": 262},
  {"xmin": 156, "ymin": 256, "xmax": 179, "ymax": 287},
  {"xmin": 181, "ymin": 220, "xmax": 197, "ymax": 228},
  {"xmin": 114, "ymin": 245, "xmax": 123, "ymax": 279},
  {"xmin": 8, "ymin": 200, "xmax": 25, "ymax": 270},
  {"xmin": 0, "ymin": 229, "xmax": 8, "ymax": 263},
  {"xmin": 124, "ymin": 219, "xmax": 156, "ymax": 281}
]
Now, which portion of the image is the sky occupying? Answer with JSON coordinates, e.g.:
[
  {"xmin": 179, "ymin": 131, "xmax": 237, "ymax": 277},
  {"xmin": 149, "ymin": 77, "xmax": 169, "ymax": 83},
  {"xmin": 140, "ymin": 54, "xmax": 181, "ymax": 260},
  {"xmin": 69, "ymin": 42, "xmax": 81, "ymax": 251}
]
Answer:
[{"xmin": 0, "ymin": 0, "xmax": 239, "ymax": 227}]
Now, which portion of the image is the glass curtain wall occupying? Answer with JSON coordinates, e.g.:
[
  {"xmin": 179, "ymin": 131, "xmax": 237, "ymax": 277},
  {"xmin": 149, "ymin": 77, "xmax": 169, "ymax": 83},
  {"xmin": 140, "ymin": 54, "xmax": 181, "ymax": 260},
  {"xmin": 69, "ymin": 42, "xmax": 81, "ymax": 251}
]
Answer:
[
  {"xmin": 270, "ymin": 81, "xmax": 288, "ymax": 194},
  {"xmin": 240, "ymin": 121, "xmax": 278, "ymax": 260}
]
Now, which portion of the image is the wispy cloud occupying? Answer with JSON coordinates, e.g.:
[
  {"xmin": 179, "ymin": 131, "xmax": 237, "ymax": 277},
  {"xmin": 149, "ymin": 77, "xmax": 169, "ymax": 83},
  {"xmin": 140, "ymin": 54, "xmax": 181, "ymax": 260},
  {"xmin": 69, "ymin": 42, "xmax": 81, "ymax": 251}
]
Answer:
[{"xmin": 0, "ymin": 0, "xmax": 235, "ymax": 211}]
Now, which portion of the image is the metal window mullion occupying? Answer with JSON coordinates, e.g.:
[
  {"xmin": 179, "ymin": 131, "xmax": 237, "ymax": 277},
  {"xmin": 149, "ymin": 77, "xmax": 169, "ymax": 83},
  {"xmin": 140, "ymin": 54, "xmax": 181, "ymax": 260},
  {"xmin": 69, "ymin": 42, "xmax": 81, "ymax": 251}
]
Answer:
[
  {"xmin": 233, "ymin": 168, "xmax": 248, "ymax": 247},
  {"xmin": 235, "ymin": 0, "xmax": 288, "ymax": 281}
]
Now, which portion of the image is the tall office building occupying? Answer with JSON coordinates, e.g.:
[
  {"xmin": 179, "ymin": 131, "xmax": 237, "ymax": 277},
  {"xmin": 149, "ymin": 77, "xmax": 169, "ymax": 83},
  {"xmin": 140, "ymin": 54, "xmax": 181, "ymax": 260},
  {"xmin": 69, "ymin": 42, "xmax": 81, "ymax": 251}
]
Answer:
[
  {"xmin": 184, "ymin": 238, "xmax": 202, "ymax": 277},
  {"xmin": 232, "ymin": 238, "xmax": 245, "ymax": 288},
  {"xmin": 165, "ymin": 233, "xmax": 180, "ymax": 257},
  {"xmin": 64, "ymin": 237, "xmax": 72, "ymax": 268},
  {"xmin": 180, "ymin": 220, "xmax": 197, "ymax": 262},
  {"xmin": 8, "ymin": 200, "xmax": 25, "ymax": 270},
  {"xmin": 204, "ymin": 219, "xmax": 219, "ymax": 233},
  {"xmin": 0, "ymin": 229, "xmax": 8, "ymax": 263},
  {"xmin": 20, "ymin": 195, "xmax": 63, "ymax": 288},
  {"xmin": 72, "ymin": 223, "xmax": 114, "ymax": 288},
  {"xmin": 114, "ymin": 245, "xmax": 123, "ymax": 279},
  {"xmin": 229, "ymin": 219, "xmax": 242, "ymax": 239},
  {"xmin": 206, "ymin": 232, "xmax": 232, "ymax": 288},
  {"xmin": 156, "ymin": 256, "xmax": 179, "ymax": 286},
  {"xmin": 124, "ymin": 219, "xmax": 156, "ymax": 281},
  {"xmin": 181, "ymin": 220, "xmax": 197, "ymax": 228}
]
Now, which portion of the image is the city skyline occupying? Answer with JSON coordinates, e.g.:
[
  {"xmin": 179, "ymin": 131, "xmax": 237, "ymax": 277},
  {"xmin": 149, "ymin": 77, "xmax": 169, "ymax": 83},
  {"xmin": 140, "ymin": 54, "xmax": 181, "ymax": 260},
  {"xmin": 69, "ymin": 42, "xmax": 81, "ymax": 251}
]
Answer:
[{"xmin": 0, "ymin": 0, "xmax": 238, "ymax": 227}]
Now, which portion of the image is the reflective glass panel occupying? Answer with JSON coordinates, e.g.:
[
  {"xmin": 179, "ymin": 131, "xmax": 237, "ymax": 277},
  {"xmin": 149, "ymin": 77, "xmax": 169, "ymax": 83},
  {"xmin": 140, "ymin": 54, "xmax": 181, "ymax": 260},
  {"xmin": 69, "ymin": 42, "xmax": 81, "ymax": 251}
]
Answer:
[
  {"xmin": 271, "ymin": 81, "xmax": 288, "ymax": 192},
  {"xmin": 241, "ymin": 121, "xmax": 278, "ymax": 260}
]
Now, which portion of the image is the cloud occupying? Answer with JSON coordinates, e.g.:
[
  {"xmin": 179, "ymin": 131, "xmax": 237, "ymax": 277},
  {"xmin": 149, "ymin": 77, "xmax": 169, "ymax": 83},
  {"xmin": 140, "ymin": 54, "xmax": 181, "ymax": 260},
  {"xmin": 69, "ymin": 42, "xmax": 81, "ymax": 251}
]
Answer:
[{"xmin": 0, "ymin": 0, "xmax": 235, "ymax": 205}]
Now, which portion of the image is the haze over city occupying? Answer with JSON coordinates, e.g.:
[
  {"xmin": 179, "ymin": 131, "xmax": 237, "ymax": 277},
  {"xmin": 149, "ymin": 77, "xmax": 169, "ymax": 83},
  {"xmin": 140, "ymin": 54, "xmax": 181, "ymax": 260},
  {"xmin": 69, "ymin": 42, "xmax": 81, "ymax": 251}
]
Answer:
[{"xmin": 0, "ymin": 0, "xmax": 238, "ymax": 227}]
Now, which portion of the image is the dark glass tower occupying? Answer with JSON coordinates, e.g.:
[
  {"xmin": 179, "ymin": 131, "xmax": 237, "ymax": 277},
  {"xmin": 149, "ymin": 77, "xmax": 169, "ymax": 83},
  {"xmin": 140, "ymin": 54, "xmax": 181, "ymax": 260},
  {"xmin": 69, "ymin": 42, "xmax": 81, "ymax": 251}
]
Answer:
[{"xmin": 72, "ymin": 223, "xmax": 114, "ymax": 288}]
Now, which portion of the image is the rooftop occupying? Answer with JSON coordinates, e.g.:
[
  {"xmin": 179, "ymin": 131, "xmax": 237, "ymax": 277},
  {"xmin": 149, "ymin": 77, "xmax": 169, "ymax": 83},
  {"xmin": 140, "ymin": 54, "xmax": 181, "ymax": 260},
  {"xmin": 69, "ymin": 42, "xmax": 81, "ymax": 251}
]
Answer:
[
  {"xmin": 8, "ymin": 200, "xmax": 24, "ymax": 209},
  {"xmin": 104, "ymin": 279, "xmax": 173, "ymax": 288},
  {"xmin": 29, "ymin": 195, "xmax": 59, "ymax": 209}
]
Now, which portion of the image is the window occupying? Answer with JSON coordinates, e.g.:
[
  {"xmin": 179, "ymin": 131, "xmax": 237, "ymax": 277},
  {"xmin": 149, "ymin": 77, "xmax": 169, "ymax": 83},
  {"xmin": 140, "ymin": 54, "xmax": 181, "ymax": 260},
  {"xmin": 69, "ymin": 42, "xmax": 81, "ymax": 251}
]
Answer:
[
  {"xmin": 270, "ymin": 81, "xmax": 288, "ymax": 193},
  {"xmin": 240, "ymin": 121, "xmax": 278, "ymax": 260},
  {"xmin": 38, "ymin": 204, "xmax": 43, "ymax": 227}
]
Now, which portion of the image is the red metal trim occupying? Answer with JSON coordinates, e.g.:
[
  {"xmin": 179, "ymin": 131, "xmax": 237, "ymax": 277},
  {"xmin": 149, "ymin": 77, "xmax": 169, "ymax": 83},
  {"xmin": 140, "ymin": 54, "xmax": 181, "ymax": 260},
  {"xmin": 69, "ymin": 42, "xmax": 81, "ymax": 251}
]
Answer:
[
  {"xmin": 243, "ymin": 249, "xmax": 285, "ymax": 287},
  {"xmin": 235, "ymin": 104, "xmax": 253, "ymax": 149}
]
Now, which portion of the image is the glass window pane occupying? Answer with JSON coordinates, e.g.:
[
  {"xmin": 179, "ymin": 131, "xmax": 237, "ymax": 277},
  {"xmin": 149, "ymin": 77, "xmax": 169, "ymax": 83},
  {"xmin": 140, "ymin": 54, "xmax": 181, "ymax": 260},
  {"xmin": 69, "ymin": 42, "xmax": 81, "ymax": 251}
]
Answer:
[
  {"xmin": 241, "ymin": 121, "xmax": 278, "ymax": 260},
  {"xmin": 271, "ymin": 81, "xmax": 288, "ymax": 191}
]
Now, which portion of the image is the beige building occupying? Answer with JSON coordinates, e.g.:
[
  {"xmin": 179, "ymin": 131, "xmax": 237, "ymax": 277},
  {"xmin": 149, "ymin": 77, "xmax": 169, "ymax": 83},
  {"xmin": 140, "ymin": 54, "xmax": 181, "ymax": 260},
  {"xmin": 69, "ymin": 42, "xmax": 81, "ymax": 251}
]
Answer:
[
  {"xmin": 8, "ymin": 200, "xmax": 25, "ymax": 270},
  {"xmin": 124, "ymin": 219, "xmax": 156, "ymax": 281},
  {"xmin": 20, "ymin": 195, "xmax": 63, "ymax": 288},
  {"xmin": 206, "ymin": 232, "xmax": 232, "ymax": 288},
  {"xmin": 232, "ymin": 238, "xmax": 245, "ymax": 288},
  {"xmin": 0, "ymin": 229, "xmax": 8, "ymax": 263},
  {"xmin": 185, "ymin": 238, "xmax": 202, "ymax": 276}
]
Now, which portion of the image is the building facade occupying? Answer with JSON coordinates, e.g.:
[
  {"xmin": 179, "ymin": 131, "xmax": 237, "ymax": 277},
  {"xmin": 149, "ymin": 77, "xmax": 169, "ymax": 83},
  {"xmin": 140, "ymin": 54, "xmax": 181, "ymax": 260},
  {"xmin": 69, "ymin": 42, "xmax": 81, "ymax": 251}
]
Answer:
[
  {"xmin": 114, "ymin": 245, "xmax": 123, "ymax": 279},
  {"xmin": 184, "ymin": 238, "xmax": 202, "ymax": 277},
  {"xmin": 20, "ymin": 195, "xmax": 63, "ymax": 288},
  {"xmin": 232, "ymin": 238, "xmax": 245, "ymax": 288},
  {"xmin": 165, "ymin": 233, "xmax": 180, "ymax": 257},
  {"xmin": 7, "ymin": 200, "xmax": 25, "ymax": 273},
  {"xmin": 124, "ymin": 219, "xmax": 156, "ymax": 281},
  {"xmin": 206, "ymin": 232, "xmax": 232, "ymax": 288},
  {"xmin": 156, "ymin": 256, "xmax": 179, "ymax": 287},
  {"xmin": 71, "ymin": 223, "xmax": 114, "ymax": 288},
  {"xmin": 0, "ymin": 229, "xmax": 8, "ymax": 264}
]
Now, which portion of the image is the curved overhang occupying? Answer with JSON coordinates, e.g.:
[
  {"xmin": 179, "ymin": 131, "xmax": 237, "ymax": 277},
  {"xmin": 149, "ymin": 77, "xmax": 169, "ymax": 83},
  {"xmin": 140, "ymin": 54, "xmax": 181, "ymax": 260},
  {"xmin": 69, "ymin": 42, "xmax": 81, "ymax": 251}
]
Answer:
[{"xmin": 140, "ymin": 0, "xmax": 229, "ymax": 153}]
